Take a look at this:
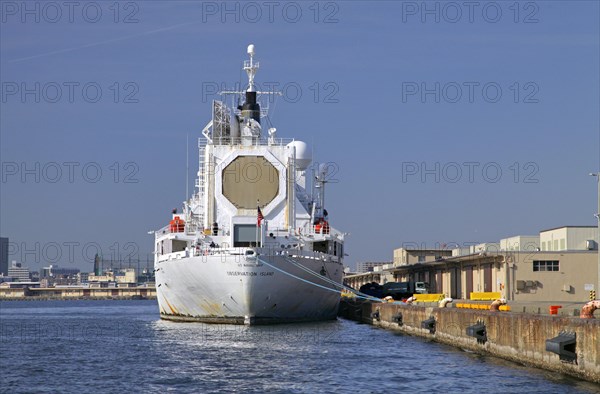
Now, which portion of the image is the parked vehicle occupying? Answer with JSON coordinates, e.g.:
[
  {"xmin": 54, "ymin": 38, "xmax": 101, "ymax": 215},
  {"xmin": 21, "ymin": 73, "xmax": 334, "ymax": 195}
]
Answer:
[
  {"xmin": 359, "ymin": 282, "xmax": 383, "ymax": 298},
  {"xmin": 415, "ymin": 281, "xmax": 429, "ymax": 294},
  {"xmin": 382, "ymin": 281, "xmax": 429, "ymax": 300}
]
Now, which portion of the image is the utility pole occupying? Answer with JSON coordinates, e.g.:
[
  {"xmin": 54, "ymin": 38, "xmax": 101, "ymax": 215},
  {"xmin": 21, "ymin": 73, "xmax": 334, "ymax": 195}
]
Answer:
[{"xmin": 591, "ymin": 172, "xmax": 600, "ymax": 299}]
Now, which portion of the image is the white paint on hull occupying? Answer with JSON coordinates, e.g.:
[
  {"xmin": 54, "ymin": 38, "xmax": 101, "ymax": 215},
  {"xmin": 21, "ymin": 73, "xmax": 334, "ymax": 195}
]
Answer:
[{"xmin": 155, "ymin": 253, "xmax": 343, "ymax": 324}]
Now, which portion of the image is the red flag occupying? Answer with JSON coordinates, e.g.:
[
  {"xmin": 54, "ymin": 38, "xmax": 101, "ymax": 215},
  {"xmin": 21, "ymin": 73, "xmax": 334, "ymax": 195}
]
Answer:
[{"xmin": 257, "ymin": 206, "xmax": 264, "ymax": 226}]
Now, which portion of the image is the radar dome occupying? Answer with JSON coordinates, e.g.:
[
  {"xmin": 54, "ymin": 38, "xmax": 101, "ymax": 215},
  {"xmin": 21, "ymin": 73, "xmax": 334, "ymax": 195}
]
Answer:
[{"xmin": 287, "ymin": 141, "xmax": 312, "ymax": 171}]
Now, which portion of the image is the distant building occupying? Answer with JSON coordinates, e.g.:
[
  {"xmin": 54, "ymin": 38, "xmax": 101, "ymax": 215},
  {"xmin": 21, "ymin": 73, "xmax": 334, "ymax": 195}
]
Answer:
[
  {"xmin": 8, "ymin": 261, "xmax": 31, "ymax": 282},
  {"xmin": 356, "ymin": 261, "xmax": 389, "ymax": 273},
  {"xmin": 393, "ymin": 248, "xmax": 453, "ymax": 266},
  {"xmin": 469, "ymin": 242, "xmax": 501, "ymax": 254},
  {"xmin": 387, "ymin": 249, "xmax": 598, "ymax": 302},
  {"xmin": 40, "ymin": 265, "xmax": 80, "ymax": 278},
  {"xmin": 0, "ymin": 281, "xmax": 40, "ymax": 289},
  {"xmin": 540, "ymin": 226, "xmax": 598, "ymax": 251},
  {"xmin": 94, "ymin": 254, "xmax": 101, "ymax": 276},
  {"xmin": 0, "ymin": 237, "xmax": 8, "ymax": 276},
  {"xmin": 354, "ymin": 225, "xmax": 599, "ymax": 302},
  {"xmin": 77, "ymin": 272, "xmax": 89, "ymax": 285},
  {"xmin": 88, "ymin": 268, "xmax": 137, "ymax": 287},
  {"xmin": 343, "ymin": 266, "xmax": 355, "ymax": 275},
  {"xmin": 39, "ymin": 265, "xmax": 81, "ymax": 287},
  {"xmin": 500, "ymin": 235, "xmax": 540, "ymax": 252},
  {"xmin": 30, "ymin": 271, "xmax": 40, "ymax": 282},
  {"xmin": 0, "ymin": 275, "xmax": 15, "ymax": 284}
]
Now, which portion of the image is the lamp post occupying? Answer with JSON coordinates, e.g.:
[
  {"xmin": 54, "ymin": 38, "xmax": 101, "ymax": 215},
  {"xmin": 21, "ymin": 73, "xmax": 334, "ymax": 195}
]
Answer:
[{"xmin": 591, "ymin": 172, "xmax": 600, "ymax": 299}]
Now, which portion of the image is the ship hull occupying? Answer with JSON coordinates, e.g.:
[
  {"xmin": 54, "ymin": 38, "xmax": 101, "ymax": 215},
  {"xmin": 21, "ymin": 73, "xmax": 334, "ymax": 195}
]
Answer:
[{"xmin": 155, "ymin": 252, "xmax": 343, "ymax": 325}]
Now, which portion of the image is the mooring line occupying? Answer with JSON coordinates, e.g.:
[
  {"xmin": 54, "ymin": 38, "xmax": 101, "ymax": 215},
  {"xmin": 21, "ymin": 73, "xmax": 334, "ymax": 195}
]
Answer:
[{"xmin": 259, "ymin": 257, "xmax": 382, "ymax": 302}]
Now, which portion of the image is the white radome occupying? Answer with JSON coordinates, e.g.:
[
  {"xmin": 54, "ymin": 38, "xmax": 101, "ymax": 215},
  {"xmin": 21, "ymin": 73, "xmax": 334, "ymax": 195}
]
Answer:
[{"xmin": 287, "ymin": 140, "xmax": 312, "ymax": 171}]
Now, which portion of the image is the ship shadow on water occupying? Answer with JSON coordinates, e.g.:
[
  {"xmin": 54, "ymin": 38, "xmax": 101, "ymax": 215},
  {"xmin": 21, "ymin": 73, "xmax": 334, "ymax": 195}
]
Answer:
[{"xmin": 149, "ymin": 318, "xmax": 348, "ymax": 349}]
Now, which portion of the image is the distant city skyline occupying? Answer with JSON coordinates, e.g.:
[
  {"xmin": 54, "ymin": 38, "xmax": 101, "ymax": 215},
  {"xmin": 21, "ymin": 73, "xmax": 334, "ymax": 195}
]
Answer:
[{"xmin": 1, "ymin": 1, "xmax": 599, "ymax": 271}]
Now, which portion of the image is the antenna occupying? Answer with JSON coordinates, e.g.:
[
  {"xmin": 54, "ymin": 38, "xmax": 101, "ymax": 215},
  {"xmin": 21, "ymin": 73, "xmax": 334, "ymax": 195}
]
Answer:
[
  {"xmin": 244, "ymin": 44, "xmax": 259, "ymax": 92},
  {"xmin": 220, "ymin": 45, "xmax": 281, "ymax": 114},
  {"xmin": 186, "ymin": 133, "xmax": 189, "ymax": 202}
]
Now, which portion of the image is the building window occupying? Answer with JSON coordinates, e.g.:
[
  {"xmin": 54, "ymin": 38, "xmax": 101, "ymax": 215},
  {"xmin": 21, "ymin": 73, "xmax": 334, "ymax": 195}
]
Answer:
[
  {"xmin": 418, "ymin": 255, "xmax": 426, "ymax": 263},
  {"xmin": 560, "ymin": 239, "xmax": 566, "ymax": 250},
  {"xmin": 533, "ymin": 260, "xmax": 559, "ymax": 272}
]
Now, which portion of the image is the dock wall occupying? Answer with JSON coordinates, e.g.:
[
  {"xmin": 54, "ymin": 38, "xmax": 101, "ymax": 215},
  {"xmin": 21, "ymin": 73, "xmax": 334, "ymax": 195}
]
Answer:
[
  {"xmin": 339, "ymin": 299, "xmax": 600, "ymax": 384},
  {"xmin": 0, "ymin": 286, "xmax": 156, "ymax": 300}
]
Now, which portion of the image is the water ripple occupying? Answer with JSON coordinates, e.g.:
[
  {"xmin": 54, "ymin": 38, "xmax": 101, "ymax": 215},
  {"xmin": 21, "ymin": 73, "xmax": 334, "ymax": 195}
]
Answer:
[{"xmin": 1, "ymin": 300, "xmax": 598, "ymax": 393}]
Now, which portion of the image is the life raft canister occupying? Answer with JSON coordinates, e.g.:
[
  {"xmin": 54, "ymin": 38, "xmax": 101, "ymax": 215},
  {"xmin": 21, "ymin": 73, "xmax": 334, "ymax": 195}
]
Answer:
[
  {"xmin": 314, "ymin": 219, "xmax": 330, "ymax": 234},
  {"xmin": 169, "ymin": 216, "xmax": 185, "ymax": 233}
]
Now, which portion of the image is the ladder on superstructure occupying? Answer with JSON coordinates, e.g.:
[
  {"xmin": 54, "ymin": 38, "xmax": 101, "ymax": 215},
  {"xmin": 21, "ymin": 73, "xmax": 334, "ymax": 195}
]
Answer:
[{"xmin": 192, "ymin": 139, "xmax": 207, "ymax": 232}]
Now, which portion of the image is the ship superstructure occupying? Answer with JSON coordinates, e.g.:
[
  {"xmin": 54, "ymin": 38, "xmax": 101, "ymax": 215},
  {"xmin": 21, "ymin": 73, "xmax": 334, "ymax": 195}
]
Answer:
[{"xmin": 153, "ymin": 45, "xmax": 345, "ymax": 324}]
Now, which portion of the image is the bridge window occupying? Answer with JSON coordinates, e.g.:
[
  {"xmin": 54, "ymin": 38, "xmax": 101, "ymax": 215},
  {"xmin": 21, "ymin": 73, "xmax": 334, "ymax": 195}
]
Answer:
[{"xmin": 234, "ymin": 224, "xmax": 260, "ymax": 247}]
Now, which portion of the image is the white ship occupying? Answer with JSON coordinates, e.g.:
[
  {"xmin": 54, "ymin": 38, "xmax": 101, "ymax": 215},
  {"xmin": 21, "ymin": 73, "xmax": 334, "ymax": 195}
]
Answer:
[{"xmin": 153, "ymin": 45, "xmax": 346, "ymax": 325}]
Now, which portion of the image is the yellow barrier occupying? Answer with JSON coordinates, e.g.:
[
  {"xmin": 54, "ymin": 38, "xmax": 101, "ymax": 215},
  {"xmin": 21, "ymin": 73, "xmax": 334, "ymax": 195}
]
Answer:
[
  {"xmin": 417, "ymin": 298, "xmax": 511, "ymax": 312},
  {"xmin": 413, "ymin": 293, "xmax": 445, "ymax": 302},
  {"xmin": 453, "ymin": 302, "xmax": 511, "ymax": 312},
  {"xmin": 469, "ymin": 292, "xmax": 501, "ymax": 301}
]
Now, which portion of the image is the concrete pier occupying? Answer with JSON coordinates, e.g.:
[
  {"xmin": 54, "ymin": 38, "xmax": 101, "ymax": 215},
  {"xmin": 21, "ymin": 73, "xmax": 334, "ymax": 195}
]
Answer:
[
  {"xmin": 339, "ymin": 299, "xmax": 600, "ymax": 384},
  {"xmin": 0, "ymin": 286, "xmax": 156, "ymax": 300}
]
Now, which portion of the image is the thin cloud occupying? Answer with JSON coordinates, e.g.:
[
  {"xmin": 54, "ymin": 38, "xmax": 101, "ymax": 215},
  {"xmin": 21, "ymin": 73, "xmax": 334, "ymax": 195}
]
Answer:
[{"xmin": 8, "ymin": 21, "xmax": 196, "ymax": 63}]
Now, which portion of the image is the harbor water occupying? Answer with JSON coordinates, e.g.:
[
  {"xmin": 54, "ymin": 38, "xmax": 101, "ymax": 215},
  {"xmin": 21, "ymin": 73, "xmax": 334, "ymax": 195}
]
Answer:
[{"xmin": 1, "ymin": 300, "xmax": 598, "ymax": 393}]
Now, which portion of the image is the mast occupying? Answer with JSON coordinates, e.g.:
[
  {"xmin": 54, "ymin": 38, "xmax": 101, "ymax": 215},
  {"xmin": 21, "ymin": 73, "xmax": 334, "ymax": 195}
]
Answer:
[
  {"xmin": 241, "ymin": 44, "xmax": 261, "ymax": 125},
  {"xmin": 244, "ymin": 44, "xmax": 258, "ymax": 93},
  {"xmin": 313, "ymin": 164, "xmax": 328, "ymax": 221}
]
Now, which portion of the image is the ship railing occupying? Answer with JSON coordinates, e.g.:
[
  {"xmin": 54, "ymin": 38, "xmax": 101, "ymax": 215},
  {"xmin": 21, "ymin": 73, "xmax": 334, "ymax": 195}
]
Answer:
[
  {"xmin": 157, "ymin": 245, "xmax": 341, "ymax": 264},
  {"xmin": 262, "ymin": 226, "xmax": 341, "ymax": 238},
  {"xmin": 187, "ymin": 246, "xmax": 340, "ymax": 261},
  {"xmin": 154, "ymin": 223, "xmax": 199, "ymax": 238},
  {"xmin": 207, "ymin": 136, "xmax": 295, "ymax": 147},
  {"xmin": 279, "ymin": 249, "xmax": 341, "ymax": 262},
  {"xmin": 185, "ymin": 222, "xmax": 200, "ymax": 235},
  {"xmin": 298, "ymin": 223, "xmax": 344, "ymax": 239},
  {"xmin": 155, "ymin": 224, "xmax": 171, "ymax": 236}
]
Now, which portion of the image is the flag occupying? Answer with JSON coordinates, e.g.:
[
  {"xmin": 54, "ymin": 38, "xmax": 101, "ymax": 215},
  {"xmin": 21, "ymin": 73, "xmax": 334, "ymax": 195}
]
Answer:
[{"xmin": 257, "ymin": 206, "xmax": 264, "ymax": 226}]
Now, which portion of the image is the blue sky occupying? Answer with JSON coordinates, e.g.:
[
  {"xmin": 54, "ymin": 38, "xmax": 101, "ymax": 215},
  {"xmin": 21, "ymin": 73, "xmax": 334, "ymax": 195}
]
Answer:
[{"xmin": 1, "ymin": 1, "xmax": 599, "ymax": 271}]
